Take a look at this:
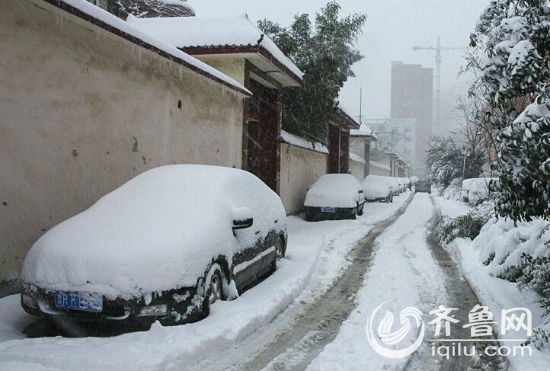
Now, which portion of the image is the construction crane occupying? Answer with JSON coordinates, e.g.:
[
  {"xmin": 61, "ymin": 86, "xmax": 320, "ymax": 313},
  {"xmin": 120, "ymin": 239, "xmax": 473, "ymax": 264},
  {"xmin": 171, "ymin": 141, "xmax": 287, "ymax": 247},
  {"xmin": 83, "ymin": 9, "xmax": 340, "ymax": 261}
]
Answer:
[{"xmin": 412, "ymin": 37, "xmax": 464, "ymax": 134}]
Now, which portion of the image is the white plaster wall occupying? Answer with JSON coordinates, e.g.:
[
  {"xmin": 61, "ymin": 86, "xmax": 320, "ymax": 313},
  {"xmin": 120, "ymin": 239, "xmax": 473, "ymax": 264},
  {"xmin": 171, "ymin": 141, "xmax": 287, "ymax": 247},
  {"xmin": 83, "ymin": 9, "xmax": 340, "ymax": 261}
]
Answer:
[
  {"xmin": 0, "ymin": 0, "xmax": 245, "ymax": 288},
  {"xmin": 280, "ymin": 143, "xmax": 327, "ymax": 214},
  {"xmin": 349, "ymin": 160, "xmax": 365, "ymax": 182}
]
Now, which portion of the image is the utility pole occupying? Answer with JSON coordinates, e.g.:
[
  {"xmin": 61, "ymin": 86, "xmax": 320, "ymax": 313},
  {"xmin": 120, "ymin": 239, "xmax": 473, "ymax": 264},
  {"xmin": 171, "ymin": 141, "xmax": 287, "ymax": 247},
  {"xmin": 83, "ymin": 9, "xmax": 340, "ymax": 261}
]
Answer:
[{"xmin": 412, "ymin": 37, "xmax": 464, "ymax": 135}]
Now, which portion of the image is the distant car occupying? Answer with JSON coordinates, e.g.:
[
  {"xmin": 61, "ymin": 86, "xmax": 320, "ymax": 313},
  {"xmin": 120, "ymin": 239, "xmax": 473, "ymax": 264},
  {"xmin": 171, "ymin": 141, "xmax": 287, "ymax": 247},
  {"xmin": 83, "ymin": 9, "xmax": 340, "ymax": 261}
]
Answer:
[
  {"xmin": 21, "ymin": 165, "xmax": 287, "ymax": 328},
  {"xmin": 362, "ymin": 175, "xmax": 394, "ymax": 203},
  {"xmin": 415, "ymin": 179, "xmax": 432, "ymax": 193},
  {"xmin": 304, "ymin": 174, "xmax": 365, "ymax": 221}
]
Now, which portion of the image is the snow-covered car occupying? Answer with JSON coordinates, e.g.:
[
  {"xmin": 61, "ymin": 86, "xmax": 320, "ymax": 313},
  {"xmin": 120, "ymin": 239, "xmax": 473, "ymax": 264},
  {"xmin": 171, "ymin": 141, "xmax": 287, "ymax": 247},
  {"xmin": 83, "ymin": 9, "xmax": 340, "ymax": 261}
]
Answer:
[
  {"xmin": 389, "ymin": 177, "xmax": 401, "ymax": 195},
  {"xmin": 304, "ymin": 174, "xmax": 365, "ymax": 221},
  {"xmin": 362, "ymin": 175, "xmax": 394, "ymax": 203},
  {"xmin": 20, "ymin": 165, "xmax": 287, "ymax": 328},
  {"xmin": 461, "ymin": 177, "xmax": 496, "ymax": 205},
  {"xmin": 415, "ymin": 179, "xmax": 432, "ymax": 193}
]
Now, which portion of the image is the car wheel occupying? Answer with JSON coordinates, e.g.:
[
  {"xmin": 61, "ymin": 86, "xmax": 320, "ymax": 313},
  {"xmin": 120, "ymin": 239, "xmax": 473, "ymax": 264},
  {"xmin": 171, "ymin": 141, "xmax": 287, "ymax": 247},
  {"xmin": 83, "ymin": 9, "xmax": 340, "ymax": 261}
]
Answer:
[
  {"xmin": 271, "ymin": 237, "xmax": 286, "ymax": 272},
  {"xmin": 201, "ymin": 264, "xmax": 225, "ymax": 317}
]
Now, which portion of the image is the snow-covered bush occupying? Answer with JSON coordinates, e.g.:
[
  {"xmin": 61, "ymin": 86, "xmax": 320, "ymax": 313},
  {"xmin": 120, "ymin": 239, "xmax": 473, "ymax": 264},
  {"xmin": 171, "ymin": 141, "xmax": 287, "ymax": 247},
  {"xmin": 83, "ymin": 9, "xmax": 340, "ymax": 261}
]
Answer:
[
  {"xmin": 461, "ymin": 178, "xmax": 496, "ymax": 205},
  {"xmin": 436, "ymin": 212, "xmax": 490, "ymax": 246},
  {"xmin": 518, "ymin": 254, "xmax": 550, "ymax": 350},
  {"xmin": 475, "ymin": 218, "xmax": 549, "ymax": 280},
  {"xmin": 492, "ymin": 89, "xmax": 550, "ymax": 222},
  {"xmin": 473, "ymin": 217, "xmax": 550, "ymax": 348}
]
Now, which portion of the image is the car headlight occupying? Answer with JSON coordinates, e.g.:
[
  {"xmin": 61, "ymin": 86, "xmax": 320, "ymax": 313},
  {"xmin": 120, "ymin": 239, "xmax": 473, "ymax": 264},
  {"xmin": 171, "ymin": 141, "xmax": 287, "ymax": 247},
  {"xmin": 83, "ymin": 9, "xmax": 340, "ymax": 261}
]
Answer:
[{"xmin": 138, "ymin": 304, "xmax": 168, "ymax": 317}]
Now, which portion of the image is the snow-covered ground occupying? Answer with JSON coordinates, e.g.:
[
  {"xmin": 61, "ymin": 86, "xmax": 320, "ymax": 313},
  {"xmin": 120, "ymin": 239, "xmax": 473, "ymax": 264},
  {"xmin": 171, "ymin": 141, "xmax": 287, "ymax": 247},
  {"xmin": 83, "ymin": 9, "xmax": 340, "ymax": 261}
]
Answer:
[
  {"xmin": 307, "ymin": 193, "xmax": 448, "ymax": 371},
  {"xmin": 0, "ymin": 193, "xmax": 412, "ymax": 371},
  {"xmin": 434, "ymin": 196, "xmax": 550, "ymax": 371}
]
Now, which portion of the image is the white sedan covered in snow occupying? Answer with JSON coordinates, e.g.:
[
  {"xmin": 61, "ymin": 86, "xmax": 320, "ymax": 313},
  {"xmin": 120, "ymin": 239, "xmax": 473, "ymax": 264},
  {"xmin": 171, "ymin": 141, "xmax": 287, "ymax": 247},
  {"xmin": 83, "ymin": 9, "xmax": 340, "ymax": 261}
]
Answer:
[
  {"xmin": 362, "ymin": 175, "xmax": 394, "ymax": 203},
  {"xmin": 21, "ymin": 165, "xmax": 287, "ymax": 328},
  {"xmin": 304, "ymin": 174, "xmax": 365, "ymax": 221}
]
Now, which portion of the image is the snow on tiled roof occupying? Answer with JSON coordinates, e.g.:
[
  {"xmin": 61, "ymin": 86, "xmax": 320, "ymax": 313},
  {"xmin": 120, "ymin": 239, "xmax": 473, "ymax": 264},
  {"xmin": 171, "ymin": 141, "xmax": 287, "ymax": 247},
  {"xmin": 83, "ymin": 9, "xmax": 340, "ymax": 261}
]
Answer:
[
  {"xmin": 126, "ymin": 14, "xmax": 304, "ymax": 80},
  {"xmin": 44, "ymin": 0, "xmax": 250, "ymax": 96}
]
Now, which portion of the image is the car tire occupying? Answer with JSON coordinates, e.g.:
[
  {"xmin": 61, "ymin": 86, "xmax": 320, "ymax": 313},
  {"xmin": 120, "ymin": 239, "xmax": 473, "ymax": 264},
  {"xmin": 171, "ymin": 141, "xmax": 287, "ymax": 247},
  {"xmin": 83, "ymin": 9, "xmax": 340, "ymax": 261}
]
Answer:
[
  {"xmin": 357, "ymin": 203, "xmax": 364, "ymax": 216},
  {"xmin": 271, "ymin": 237, "xmax": 286, "ymax": 273},
  {"xmin": 201, "ymin": 264, "xmax": 225, "ymax": 317}
]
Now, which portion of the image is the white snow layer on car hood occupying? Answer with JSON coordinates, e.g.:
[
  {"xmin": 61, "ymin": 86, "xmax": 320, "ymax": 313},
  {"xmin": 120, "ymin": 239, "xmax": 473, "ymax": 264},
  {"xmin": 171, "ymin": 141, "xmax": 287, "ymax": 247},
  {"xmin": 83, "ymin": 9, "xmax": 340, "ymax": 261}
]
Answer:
[
  {"xmin": 22, "ymin": 165, "xmax": 285, "ymax": 299},
  {"xmin": 304, "ymin": 174, "xmax": 361, "ymax": 208}
]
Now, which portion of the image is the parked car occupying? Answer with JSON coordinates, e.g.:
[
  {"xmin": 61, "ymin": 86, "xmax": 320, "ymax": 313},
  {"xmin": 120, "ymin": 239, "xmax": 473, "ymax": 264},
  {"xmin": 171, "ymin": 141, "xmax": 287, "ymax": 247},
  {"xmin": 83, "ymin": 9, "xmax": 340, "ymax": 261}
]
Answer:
[
  {"xmin": 415, "ymin": 179, "xmax": 432, "ymax": 193},
  {"xmin": 20, "ymin": 165, "xmax": 287, "ymax": 328},
  {"xmin": 362, "ymin": 175, "xmax": 394, "ymax": 203},
  {"xmin": 390, "ymin": 177, "xmax": 401, "ymax": 195},
  {"xmin": 304, "ymin": 174, "xmax": 365, "ymax": 221}
]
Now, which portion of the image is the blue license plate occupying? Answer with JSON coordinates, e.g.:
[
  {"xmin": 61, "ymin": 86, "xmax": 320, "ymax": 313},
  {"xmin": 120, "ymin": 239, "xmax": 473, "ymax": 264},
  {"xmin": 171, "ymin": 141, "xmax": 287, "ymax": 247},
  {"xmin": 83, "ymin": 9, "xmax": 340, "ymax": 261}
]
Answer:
[
  {"xmin": 321, "ymin": 207, "xmax": 336, "ymax": 213},
  {"xmin": 55, "ymin": 291, "xmax": 103, "ymax": 312}
]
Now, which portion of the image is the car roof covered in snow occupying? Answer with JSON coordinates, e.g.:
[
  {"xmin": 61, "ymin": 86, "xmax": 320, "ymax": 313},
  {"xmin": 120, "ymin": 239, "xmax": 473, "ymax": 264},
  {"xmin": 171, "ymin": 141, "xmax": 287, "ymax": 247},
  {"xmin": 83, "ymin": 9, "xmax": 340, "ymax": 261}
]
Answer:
[
  {"xmin": 22, "ymin": 165, "xmax": 285, "ymax": 299},
  {"xmin": 42, "ymin": 0, "xmax": 251, "ymax": 96},
  {"xmin": 126, "ymin": 13, "xmax": 303, "ymax": 86},
  {"xmin": 304, "ymin": 174, "xmax": 361, "ymax": 208}
]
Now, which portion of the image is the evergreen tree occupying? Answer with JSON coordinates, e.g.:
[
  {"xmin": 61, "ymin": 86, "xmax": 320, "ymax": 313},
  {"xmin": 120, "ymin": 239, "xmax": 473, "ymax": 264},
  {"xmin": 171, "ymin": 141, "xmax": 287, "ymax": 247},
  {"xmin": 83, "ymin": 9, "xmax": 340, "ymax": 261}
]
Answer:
[
  {"xmin": 493, "ymin": 86, "xmax": 550, "ymax": 221},
  {"xmin": 467, "ymin": 0, "xmax": 550, "ymax": 221},
  {"xmin": 426, "ymin": 136, "xmax": 486, "ymax": 187},
  {"xmin": 259, "ymin": 2, "xmax": 366, "ymax": 143}
]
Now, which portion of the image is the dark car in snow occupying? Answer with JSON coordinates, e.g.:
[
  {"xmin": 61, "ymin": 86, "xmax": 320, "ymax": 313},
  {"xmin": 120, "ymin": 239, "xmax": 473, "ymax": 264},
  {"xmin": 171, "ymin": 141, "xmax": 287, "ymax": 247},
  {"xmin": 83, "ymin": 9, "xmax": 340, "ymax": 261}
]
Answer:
[
  {"xmin": 20, "ymin": 165, "xmax": 287, "ymax": 328},
  {"xmin": 415, "ymin": 179, "xmax": 432, "ymax": 193},
  {"xmin": 304, "ymin": 174, "xmax": 365, "ymax": 221}
]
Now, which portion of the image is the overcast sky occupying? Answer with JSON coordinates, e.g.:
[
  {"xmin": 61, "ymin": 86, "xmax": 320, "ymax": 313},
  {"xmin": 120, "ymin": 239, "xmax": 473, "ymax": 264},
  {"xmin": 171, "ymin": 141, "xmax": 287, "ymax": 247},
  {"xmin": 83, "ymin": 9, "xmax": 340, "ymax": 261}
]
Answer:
[{"xmin": 189, "ymin": 0, "xmax": 489, "ymax": 131}]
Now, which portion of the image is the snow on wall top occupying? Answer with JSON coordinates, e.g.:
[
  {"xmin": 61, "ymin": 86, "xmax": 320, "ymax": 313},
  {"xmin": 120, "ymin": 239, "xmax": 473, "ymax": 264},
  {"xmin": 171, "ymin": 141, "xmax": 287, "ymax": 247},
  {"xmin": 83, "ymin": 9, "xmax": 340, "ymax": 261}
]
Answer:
[
  {"xmin": 112, "ymin": 0, "xmax": 195, "ymax": 19},
  {"xmin": 370, "ymin": 160, "xmax": 391, "ymax": 171},
  {"xmin": 280, "ymin": 130, "xmax": 328, "ymax": 154},
  {"xmin": 45, "ymin": 0, "xmax": 250, "ymax": 96},
  {"xmin": 349, "ymin": 153, "xmax": 365, "ymax": 164},
  {"xmin": 126, "ymin": 13, "xmax": 304, "ymax": 80},
  {"xmin": 350, "ymin": 124, "xmax": 374, "ymax": 138}
]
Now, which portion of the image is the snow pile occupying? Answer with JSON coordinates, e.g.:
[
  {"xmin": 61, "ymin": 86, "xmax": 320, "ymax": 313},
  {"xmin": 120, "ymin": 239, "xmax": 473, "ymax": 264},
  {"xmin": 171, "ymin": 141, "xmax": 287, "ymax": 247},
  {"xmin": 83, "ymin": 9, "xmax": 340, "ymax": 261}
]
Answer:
[
  {"xmin": 362, "ymin": 175, "xmax": 392, "ymax": 200},
  {"xmin": 22, "ymin": 165, "xmax": 285, "ymax": 299},
  {"xmin": 304, "ymin": 174, "xmax": 362, "ymax": 208},
  {"xmin": 461, "ymin": 178, "xmax": 496, "ymax": 205},
  {"xmin": 474, "ymin": 217, "xmax": 549, "ymax": 278},
  {"xmin": 280, "ymin": 130, "xmax": 328, "ymax": 154},
  {"xmin": 126, "ymin": 14, "xmax": 303, "ymax": 79}
]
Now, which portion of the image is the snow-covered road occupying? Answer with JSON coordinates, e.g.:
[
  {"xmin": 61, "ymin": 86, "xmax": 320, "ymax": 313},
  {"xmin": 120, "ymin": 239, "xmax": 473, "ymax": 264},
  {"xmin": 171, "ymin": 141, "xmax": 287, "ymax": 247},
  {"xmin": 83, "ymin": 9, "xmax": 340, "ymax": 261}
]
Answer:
[{"xmin": 306, "ymin": 193, "xmax": 450, "ymax": 371}]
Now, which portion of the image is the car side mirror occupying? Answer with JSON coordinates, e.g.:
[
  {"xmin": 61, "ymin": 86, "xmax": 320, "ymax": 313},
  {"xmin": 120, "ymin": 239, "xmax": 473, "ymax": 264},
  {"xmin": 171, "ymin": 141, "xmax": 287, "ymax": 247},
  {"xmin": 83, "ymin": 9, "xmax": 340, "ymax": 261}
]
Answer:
[{"xmin": 232, "ymin": 218, "xmax": 253, "ymax": 230}]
